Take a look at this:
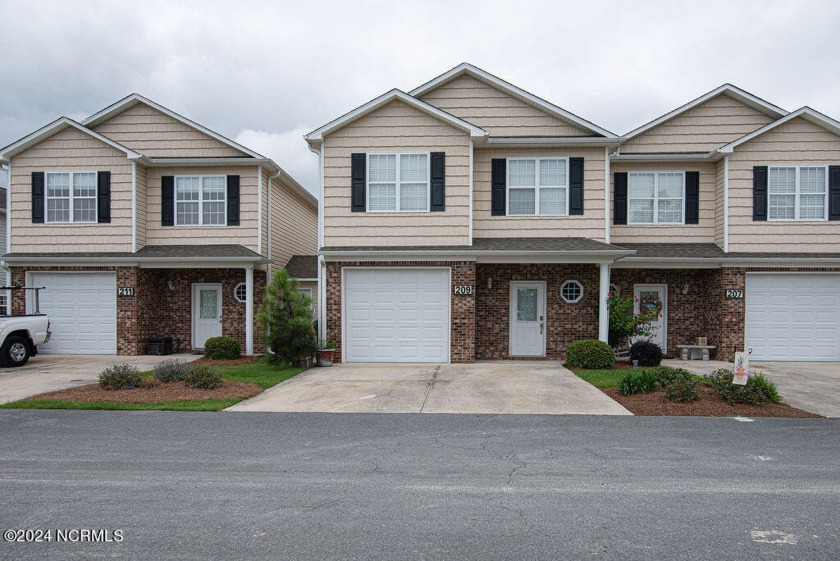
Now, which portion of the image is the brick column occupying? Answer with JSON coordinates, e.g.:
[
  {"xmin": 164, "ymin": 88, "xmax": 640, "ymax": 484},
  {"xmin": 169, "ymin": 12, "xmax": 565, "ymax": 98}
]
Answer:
[{"xmin": 450, "ymin": 261, "xmax": 476, "ymax": 363}]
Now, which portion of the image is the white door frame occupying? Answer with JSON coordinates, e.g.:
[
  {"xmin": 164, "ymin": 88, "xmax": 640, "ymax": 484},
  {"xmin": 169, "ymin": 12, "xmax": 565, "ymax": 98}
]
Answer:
[
  {"xmin": 191, "ymin": 283, "xmax": 223, "ymax": 349},
  {"xmin": 634, "ymin": 283, "xmax": 668, "ymax": 353},
  {"xmin": 509, "ymin": 280, "xmax": 547, "ymax": 357}
]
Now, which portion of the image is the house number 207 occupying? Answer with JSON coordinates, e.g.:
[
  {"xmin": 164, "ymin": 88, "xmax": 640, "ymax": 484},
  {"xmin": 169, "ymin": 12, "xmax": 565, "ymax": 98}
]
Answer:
[
  {"xmin": 725, "ymin": 289, "xmax": 744, "ymax": 299},
  {"xmin": 454, "ymin": 285, "xmax": 473, "ymax": 295}
]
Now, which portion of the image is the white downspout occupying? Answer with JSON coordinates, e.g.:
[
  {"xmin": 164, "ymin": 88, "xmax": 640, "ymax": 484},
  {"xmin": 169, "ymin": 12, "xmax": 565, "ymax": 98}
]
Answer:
[
  {"xmin": 468, "ymin": 140, "xmax": 474, "ymax": 245},
  {"xmin": 598, "ymin": 262, "xmax": 611, "ymax": 343},
  {"xmin": 723, "ymin": 155, "xmax": 730, "ymax": 253},
  {"xmin": 604, "ymin": 147, "xmax": 611, "ymax": 244},
  {"xmin": 2, "ymin": 162, "xmax": 9, "ymax": 315},
  {"xmin": 245, "ymin": 265, "xmax": 254, "ymax": 355},
  {"xmin": 257, "ymin": 165, "xmax": 263, "ymax": 255},
  {"xmin": 309, "ymin": 141, "xmax": 326, "ymax": 341},
  {"xmin": 131, "ymin": 161, "xmax": 137, "ymax": 252}
]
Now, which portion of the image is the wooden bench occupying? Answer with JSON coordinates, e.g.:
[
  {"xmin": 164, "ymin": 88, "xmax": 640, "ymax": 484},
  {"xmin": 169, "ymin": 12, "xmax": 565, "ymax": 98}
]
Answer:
[{"xmin": 676, "ymin": 345, "xmax": 716, "ymax": 361}]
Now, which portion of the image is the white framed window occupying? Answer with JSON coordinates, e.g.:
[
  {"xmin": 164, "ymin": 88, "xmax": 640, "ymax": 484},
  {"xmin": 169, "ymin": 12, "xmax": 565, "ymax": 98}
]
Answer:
[
  {"xmin": 768, "ymin": 165, "xmax": 828, "ymax": 221},
  {"xmin": 45, "ymin": 171, "xmax": 97, "ymax": 223},
  {"xmin": 628, "ymin": 172, "xmax": 685, "ymax": 225},
  {"xmin": 175, "ymin": 175, "xmax": 227, "ymax": 226},
  {"xmin": 367, "ymin": 153, "xmax": 430, "ymax": 212},
  {"xmin": 507, "ymin": 157, "xmax": 569, "ymax": 216},
  {"xmin": 233, "ymin": 283, "xmax": 247, "ymax": 303},
  {"xmin": 560, "ymin": 280, "xmax": 583, "ymax": 303}
]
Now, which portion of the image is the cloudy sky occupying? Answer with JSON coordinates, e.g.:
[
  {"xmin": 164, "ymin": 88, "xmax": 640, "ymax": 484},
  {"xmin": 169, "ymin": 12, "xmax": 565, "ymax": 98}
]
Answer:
[{"xmin": 2, "ymin": 0, "xmax": 839, "ymax": 194}]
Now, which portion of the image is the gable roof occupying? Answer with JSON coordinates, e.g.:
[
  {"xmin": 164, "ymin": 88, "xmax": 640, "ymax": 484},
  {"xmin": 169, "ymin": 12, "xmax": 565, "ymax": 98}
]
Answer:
[
  {"xmin": 82, "ymin": 93, "xmax": 265, "ymax": 159},
  {"xmin": 624, "ymin": 84, "xmax": 788, "ymax": 140},
  {"xmin": 719, "ymin": 106, "xmax": 840, "ymax": 153},
  {"xmin": 305, "ymin": 89, "xmax": 487, "ymax": 144},
  {"xmin": 409, "ymin": 63, "xmax": 617, "ymax": 138},
  {"xmin": 0, "ymin": 117, "xmax": 142, "ymax": 163}
]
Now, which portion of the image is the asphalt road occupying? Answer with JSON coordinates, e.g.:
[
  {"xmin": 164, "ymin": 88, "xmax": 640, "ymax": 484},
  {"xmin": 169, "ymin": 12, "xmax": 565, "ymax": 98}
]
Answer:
[{"xmin": 0, "ymin": 411, "xmax": 838, "ymax": 560}]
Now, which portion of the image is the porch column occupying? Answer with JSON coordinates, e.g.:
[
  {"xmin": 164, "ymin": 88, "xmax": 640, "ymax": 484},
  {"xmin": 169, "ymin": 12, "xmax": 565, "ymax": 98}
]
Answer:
[
  {"xmin": 598, "ymin": 263, "xmax": 610, "ymax": 343},
  {"xmin": 245, "ymin": 265, "xmax": 254, "ymax": 355}
]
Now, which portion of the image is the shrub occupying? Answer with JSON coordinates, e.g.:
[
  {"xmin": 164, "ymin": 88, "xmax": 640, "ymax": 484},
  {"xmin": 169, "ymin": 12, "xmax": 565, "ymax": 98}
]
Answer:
[
  {"xmin": 618, "ymin": 371, "xmax": 659, "ymax": 396},
  {"xmin": 258, "ymin": 269, "xmax": 317, "ymax": 365},
  {"xmin": 607, "ymin": 291, "xmax": 659, "ymax": 348},
  {"xmin": 565, "ymin": 339, "xmax": 616, "ymax": 369},
  {"xmin": 647, "ymin": 366, "xmax": 692, "ymax": 386},
  {"xmin": 629, "ymin": 340, "xmax": 663, "ymax": 367},
  {"xmin": 704, "ymin": 369, "xmax": 782, "ymax": 405},
  {"xmin": 663, "ymin": 372, "xmax": 698, "ymax": 402},
  {"xmin": 99, "ymin": 363, "xmax": 142, "ymax": 390},
  {"xmin": 204, "ymin": 337, "xmax": 241, "ymax": 360},
  {"xmin": 153, "ymin": 359, "xmax": 190, "ymax": 383},
  {"xmin": 183, "ymin": 365, "xmax": 223, "ymax": 390}
]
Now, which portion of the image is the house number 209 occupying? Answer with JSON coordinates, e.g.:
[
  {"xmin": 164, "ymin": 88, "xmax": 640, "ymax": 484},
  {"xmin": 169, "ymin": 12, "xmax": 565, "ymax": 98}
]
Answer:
[{"xmin": 454, "ymin": 285, "xmax": 473, "ymax": 295}]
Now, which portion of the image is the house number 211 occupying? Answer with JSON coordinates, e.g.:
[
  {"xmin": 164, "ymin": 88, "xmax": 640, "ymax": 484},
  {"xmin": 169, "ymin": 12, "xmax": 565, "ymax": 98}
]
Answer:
[{"xmin": 454, "ymin": 285, "xmax": 473, "ymax": 295}]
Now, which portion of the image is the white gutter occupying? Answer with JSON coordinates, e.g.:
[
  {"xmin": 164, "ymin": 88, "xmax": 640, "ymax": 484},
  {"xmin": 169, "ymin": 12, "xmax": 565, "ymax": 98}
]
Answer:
[
  {"xmin": 5, "ymin": 162, "xmax": 10, "ymax": 256},
  {"xmin": 610, "ymin": 152, "xmax": 717, "ymax": 162},
  {"xmin": 257, "ymin": 165, "xmax": 263, "ymax": 255},
  {"xmin": 484, "ymin": 137, "xmax": 623, "ymax": 147},
  {"xmin": 723, "ymin": 155, "xmax": 730, "ymax": 253},
  {"xmin": 604, "ymin": 147, "xmax": 610, "ymax": 244},
  {"xmin": 131, "ymin": 161, "xmax": 137, "ymax": 252}
]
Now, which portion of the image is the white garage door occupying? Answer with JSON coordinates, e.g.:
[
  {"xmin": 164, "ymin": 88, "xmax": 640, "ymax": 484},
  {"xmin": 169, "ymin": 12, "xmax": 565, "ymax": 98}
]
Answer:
[
  {"xmin": 746, "ymin": 274, "xmax": 840, "ymax": 361},
  {"xmin": 29, "ymin": 272, "xmax": 117, "ymax": 354},
  {"xmin": 344, "ymin": 269, "xmax": 449, "ymax": 362}
]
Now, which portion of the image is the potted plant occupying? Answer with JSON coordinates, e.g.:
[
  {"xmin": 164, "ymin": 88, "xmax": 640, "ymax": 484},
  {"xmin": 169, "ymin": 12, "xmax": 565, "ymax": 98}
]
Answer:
[{"xmin": 316, "ymin": 340, "xmax": 336, "ymax": 367}]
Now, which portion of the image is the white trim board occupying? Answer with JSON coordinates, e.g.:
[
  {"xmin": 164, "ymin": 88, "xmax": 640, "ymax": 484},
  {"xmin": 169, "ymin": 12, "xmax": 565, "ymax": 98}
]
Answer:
[
  {"xmin": 0, "ymin": 117, "xmax": 141, "ymax": 162},
  {"xmin": 719, "ymin": 106, "xmax": 840, "ymax": 153}
]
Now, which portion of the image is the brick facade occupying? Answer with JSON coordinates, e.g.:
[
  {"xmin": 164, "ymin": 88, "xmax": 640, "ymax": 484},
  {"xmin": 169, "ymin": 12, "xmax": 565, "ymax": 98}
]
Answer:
[
  {"xmin": 10, "ymin": 266, "xmax": 265, "ymax": 356},
  {"xmin": 326, "ymin": 261, "xmax": 476, "ymax": 363},
  {"xmin": 476, "ymin": 263, "xmax": 600, "ymax": 360}
]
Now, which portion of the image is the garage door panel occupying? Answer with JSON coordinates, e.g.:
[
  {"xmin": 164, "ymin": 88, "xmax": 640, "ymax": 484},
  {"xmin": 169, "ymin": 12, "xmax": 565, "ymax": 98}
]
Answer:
[
  {"xmin": 30, "ymin": 272, "xmax": 117, "ymax": 355},
  {"xmin": 345, "ymin": 269, "xmax": 449, "ymax": 363},
  {"xmin": 746, "ymin": 274, "xmax": 840, "ymax": 361}
]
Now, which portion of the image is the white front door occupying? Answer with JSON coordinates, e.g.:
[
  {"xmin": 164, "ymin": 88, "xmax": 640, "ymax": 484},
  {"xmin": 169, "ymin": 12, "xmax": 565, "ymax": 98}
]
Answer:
[
  {"xmin": 192, "ymin": 283, "xmax": 222, "ymax": 349},
  {"xmin": 510, "ymin": 281, "xmax": 546, "ymax": 357},
  {"xmin": 634, "ymin": 284, "xmax": 667, "ymax": 352}
]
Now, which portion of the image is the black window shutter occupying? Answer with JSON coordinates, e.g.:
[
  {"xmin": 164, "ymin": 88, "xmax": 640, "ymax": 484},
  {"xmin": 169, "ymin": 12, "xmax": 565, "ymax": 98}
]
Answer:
[
  {"xmin": 685, "ymin": 171, "xmax": 699, "ymax": 224},
  {"xmin": 430, "ymin": 152, "xmax": 445, "ymax": 212},
  {"xmin": 97, "ymin": 171, "xmax": 111, "ymax": 223},
  {"xmin": 161, "ymin": 176, "xmax": 174, "ymax": 226},
  {"xmin": 491, "ymin": 159, "xmax": 506, "ymax": 216},
  {"xmin": 614, "ymin": 172, "xmax": 627, "ymax": 225},
  {"xmin": 227, "ymin": 175, "xmax": 240, "ymax": 226},
  {"xmin": 351, "ymin": 153, "xmax": 366, "ymax": 212},
  {"xmin": 753, "ymin": 166, "xmax": 768, "ymax": 221},
  {"xmin": 829, "ymin": 166, "xmax": 840, "ymax": 221},
  {"xmin": 31, "ymin": 172, "xmax": 44, "ymax": 223},
  {"xmin": 569, "ymin": 157, "xmax": 584, "ymax": 215}
]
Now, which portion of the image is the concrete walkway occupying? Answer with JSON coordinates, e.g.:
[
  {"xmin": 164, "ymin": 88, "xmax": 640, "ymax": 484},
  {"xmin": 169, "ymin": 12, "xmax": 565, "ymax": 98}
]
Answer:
[
  {"xmin": 226, "ymin": 361, "xmax": 632, "ymax": 415},
  {"xmin": 663, "ymin": 358, "xmax": 840, "ymax": 418},
  {"xmin": 0, "ymin": 354, "xmax": 199, "ymax": 405}
]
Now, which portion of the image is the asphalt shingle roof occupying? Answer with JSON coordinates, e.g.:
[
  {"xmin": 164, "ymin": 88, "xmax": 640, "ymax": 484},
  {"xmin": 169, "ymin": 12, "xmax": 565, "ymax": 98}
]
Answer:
[{"xmin": 285, "ymin": 255, "xmax": 318, "ymax": 278}]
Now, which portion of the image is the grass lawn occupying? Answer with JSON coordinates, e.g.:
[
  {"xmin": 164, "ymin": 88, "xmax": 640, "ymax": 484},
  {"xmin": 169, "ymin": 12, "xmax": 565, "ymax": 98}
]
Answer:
[
  {"xmin": 0, "ymin": 359, "xmax": 305, "ymax": 412},
  {"xmin": 570, "ymin": 366, "xmax": 704, "ymax": 389}
]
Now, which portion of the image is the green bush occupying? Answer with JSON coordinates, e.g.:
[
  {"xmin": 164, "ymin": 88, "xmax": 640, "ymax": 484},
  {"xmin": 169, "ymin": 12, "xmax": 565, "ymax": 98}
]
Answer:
[
  {"xmin": 663, "ymin": 372, "xmax": 698, "ymax": 402},
  {"xmin": 647, "ymin": 366, "xmax": 692, "ymax": 386},
  {"xmin": 204, "ymin": 337, "xmax": 241, "ymax": 360},
  {"xmin": 99, "ymin": 363, "xmax": 142, "ymax": 390},
  {"xmin": 704, "ymin": 368, "xmax": 782, "ymax": 405},
  {"xmin": 184, "ymin": 365, "xmax": 223, "ymax": 390},
  {"xmin": 565, "ymin": 339, "xmax": 616, "ymax": 369},
  {"xmin": 153, "ymin": 359, "xmax": 190, "ymax": 383},
  {"xmin": 629, "ymin": 340, "xmax": 663, "ymax": 367},
  {"xmin": 618, "ymin": 371, "xmax": 660, "ymax": 396},
  {"xmin": 258, "ymin": 269, "xmax": 317, "ymax": 365}
]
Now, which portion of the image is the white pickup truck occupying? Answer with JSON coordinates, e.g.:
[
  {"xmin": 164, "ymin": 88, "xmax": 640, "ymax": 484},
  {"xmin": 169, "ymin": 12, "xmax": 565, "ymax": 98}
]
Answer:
[{"xmin": 0, "ymin": 286, "xmax": 51, "ymax": 367}]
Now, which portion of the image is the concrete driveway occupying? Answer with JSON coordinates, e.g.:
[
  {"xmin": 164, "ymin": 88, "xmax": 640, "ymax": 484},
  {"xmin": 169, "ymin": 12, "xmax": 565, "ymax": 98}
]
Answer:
[
  {"xmin": 226, "ymin": 361, "xmax": 632, "ymax": 415},
  {"xmin": 0, "ymin": 354, "xmax": 199, "ymax": 405},
  {"xmin": 663, "ymin": 358, "xmax": 840, "ymax": 418}
]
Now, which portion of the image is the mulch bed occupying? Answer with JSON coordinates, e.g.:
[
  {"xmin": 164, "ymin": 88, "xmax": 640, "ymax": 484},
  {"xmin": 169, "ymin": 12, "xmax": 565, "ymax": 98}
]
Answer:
[
  {"xmin": 29, "ymin": 378, "xmax": 262, "ymax": 404},
  {"xmin": 191, "ymin": 356, "xmax": 263, "ymax": 366},
  {"xmin": 603, "ymin": 384, "xmax": 822, "ymax": 418}
]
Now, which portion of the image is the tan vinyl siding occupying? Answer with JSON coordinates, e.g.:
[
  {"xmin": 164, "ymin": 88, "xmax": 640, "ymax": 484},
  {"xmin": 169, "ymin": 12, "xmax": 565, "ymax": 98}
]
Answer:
[
  {"xmin": 622, "ymin": 94, "xmax": 776, "ymax": 154},
  {"xmin": 135, "ymin": 163, "xmax": 147, "ymax": 249},
  {"xmin": 269, "ymin": 178, "xmax": 317, "ymax": 273},
  {"xmin": 419, "ymin": 74, "xmax": 589, "ymax": 137},
  {"xmin": 473, "ymin": 147, "xmax": 606, "ymax": 240},
  {"xmin": 609, "ymin": 162, "xmax": 717, "ymax": 244},
  {"xmin": 714, "ymin": 160, "xmax": 725, "ymax": 247},
  {"xmin": 93, "ymin": 103, "xmax": 248, "ymax": 158},
  {"xmin": 728, "ymin": 117, "xmax": 840, "ymax": 253},
  {"xmin": 323, "ymin": 100, "xmax": 471, "ymax": 247},
  {"xmin": 144, "ymin": 166, "xmax": 260, "ymax": 252},
  {"xmin": 10, "ymin": 127, "xmax": 133, "ymax": 253}
]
